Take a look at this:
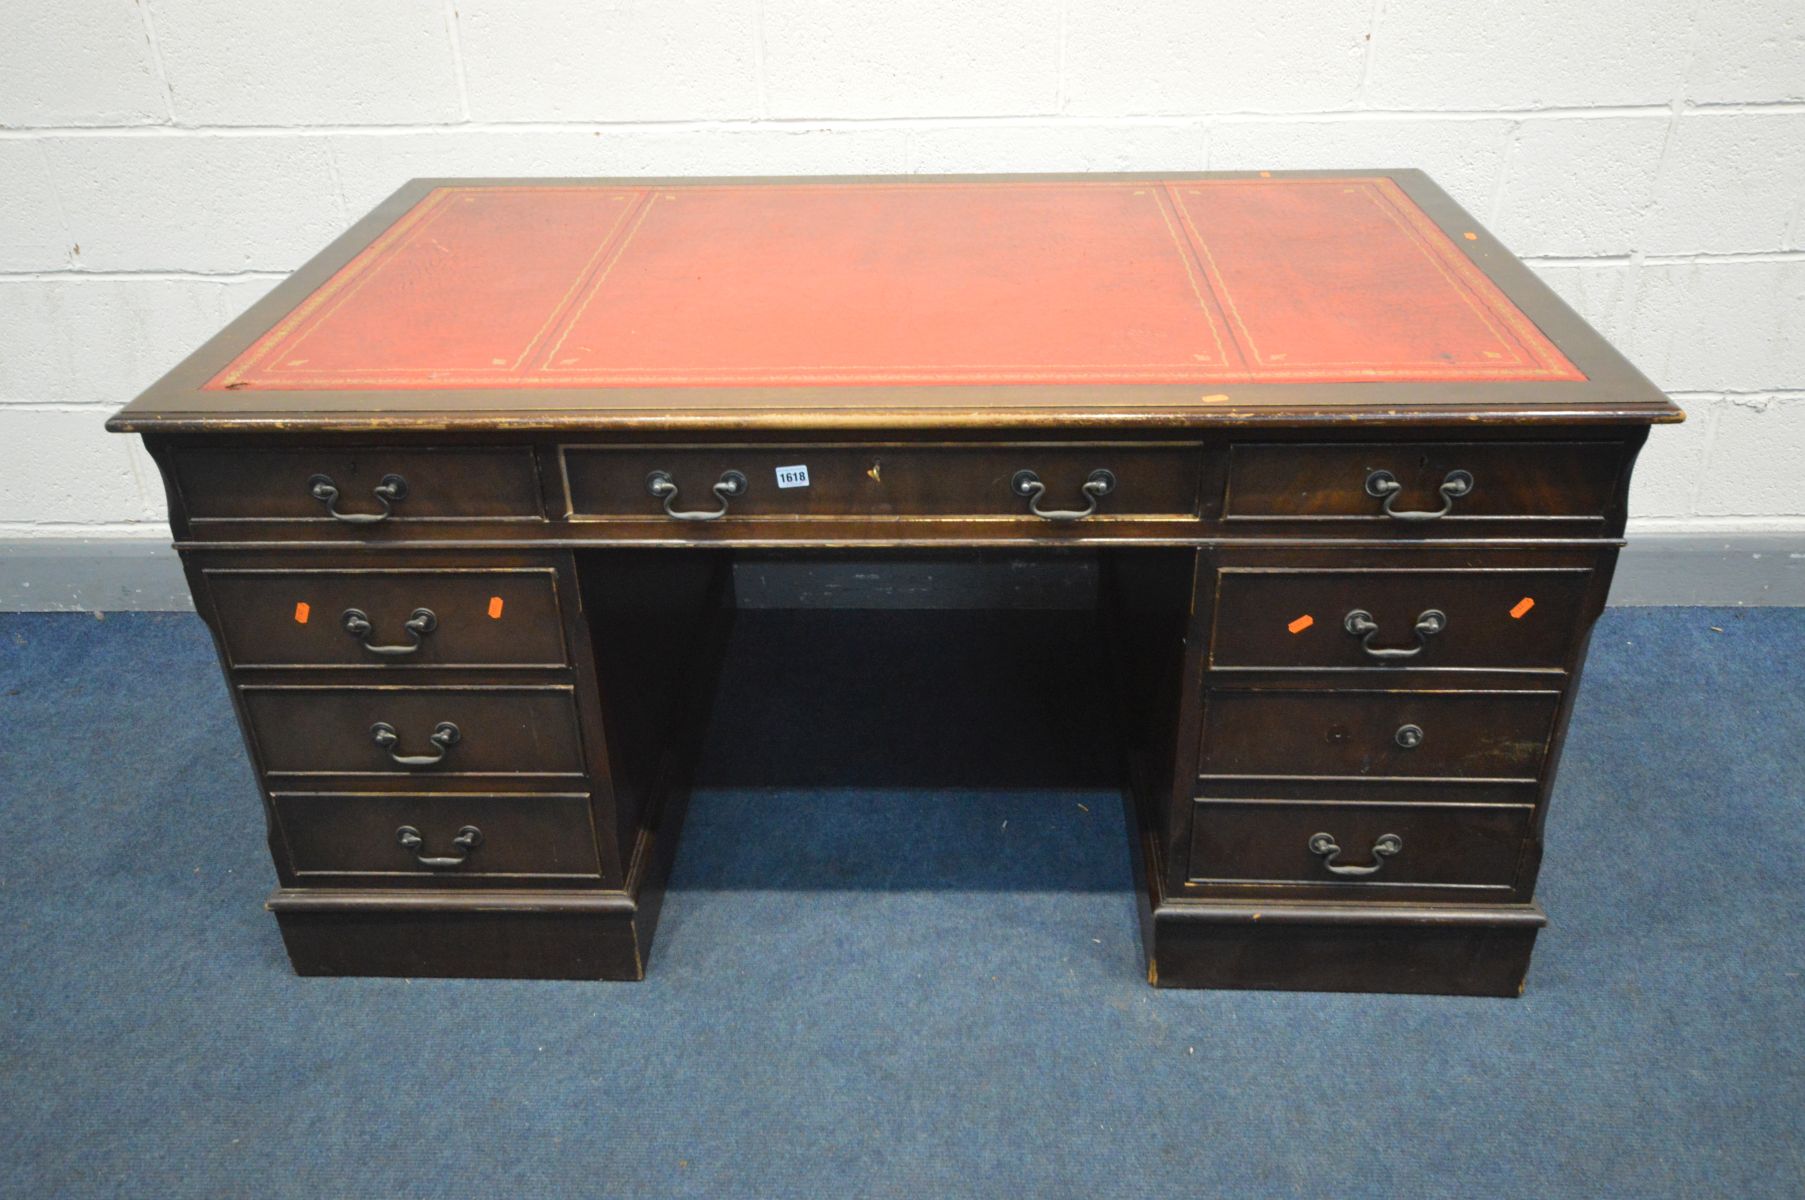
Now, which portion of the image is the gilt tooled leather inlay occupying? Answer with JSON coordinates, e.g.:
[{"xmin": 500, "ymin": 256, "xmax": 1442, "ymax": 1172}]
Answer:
[{"xmin": 207, "ymin": 179, "xmax": 1583, "ymax": 391}]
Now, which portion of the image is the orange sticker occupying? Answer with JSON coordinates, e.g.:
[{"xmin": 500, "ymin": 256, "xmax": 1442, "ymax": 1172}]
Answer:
[
  {"xmin": 1463, "ymin": 231, "xmax": 1479, "ymax": 241},
  {"xmin": 1510, "ymin": 597, "xmax": 1535, "ymax": 619},
  {"xmin": 487, "ymin": 596, "xmax": 504, "ymax": 620},
  {"xmin": 293, "ymin": 602, "xmax": 310, "ymax": 624},
  {"xmin": 1287, "ymin": 614, "xmax": 1315, "ymax": 634}
]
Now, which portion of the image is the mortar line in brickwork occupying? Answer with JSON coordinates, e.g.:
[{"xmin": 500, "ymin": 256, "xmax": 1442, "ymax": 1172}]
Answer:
[
  {"xmin": 320, "ymin": 142, "xmax": 349, "ymax": 226},
  {"xmin": 1522, "ymin": 255, "xmax": 1638, "ymax": 266},
  {"xmin": 30, "ymin": 140, "xmax": 77, "ymax": 271},
  {"xmin": 1636, "ymin": 85, "xmax": 1688, "ymax": 279},
  {"xmin": 4, "ymin": 250, "xmax": 1794, "ymax": 286},
  {"xmin": 1356, "ymin": 0, "xmax": 1385, "ymax": 103},
  {"xmin": 0, "ymin": 522, "xmax": 171, "ymax": 536},
  {"xmin": 752, "ymin": 4, "xmax": 770, "ymax": 119},
  {"xmin": 1663, "ymin": 390, "xmax": 1805, "ymax": 401},
  {"xmin": 1640, "ymin": 250, "xmax": 1805, "ymax": 265},
  {"xmin": 5, "ymin": 100, "xmax": 1804, "ymax": 140},
  {"xmin": 0, "ymin": 400, "xmax": 145, "ymax": 412},
  {"xmin": 1687, "ymin": 404, "xmax": 1722, "ymax": 516},
  {"xmin": 134, "ymin": 0, "xmax": 176, "ymax": 123},
  {"xmin": 1521, "ymin": 251, "xmax": 1805, "ymax": 266},
  {"xmin": 1486, "ymin": 119, "xmax": 1522, "ymax": 226},
  {"xmin": 1628, "ymin": 516, "xmax": 1805, "ymax": 532},
  {"xmin": 0, "ymin": 108, "xmax": 1759, "ymax": 140},
  {"xmin": 443, "ymin": 0, "xmax": 473, "ymax": 123},
  {"xmin": 0, "ymin": 270, "xmax": 289, "ymax": 283}
]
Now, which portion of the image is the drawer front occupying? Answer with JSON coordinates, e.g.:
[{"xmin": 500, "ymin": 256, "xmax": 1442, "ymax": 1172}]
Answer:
[
  {"xmin": 1187, "ymin": 798, "xmax": 1531, "ymax": 890},
  {"xmin": 241, "ymin": 685, "xmax": 586, "ymax": 778},
  {"xmin": 562, "ymin": 443, "xmax": 1204, "ymax": 522},
  {"xmin": 203, "ymin": 568, "xmax": 568, "ymax": 669},
  {"xmin": 173, "ymin": 447, "xmax": 543, "ymax": 525},
  {"xmin": 274, "ymin": 791, "xmax": 601, "ymax": 881},
  {"xmin": 1224, "ymin": 442, "xmax": 1621, "ymax": 525},
  {"xmin": 1199, "ymin": 688, "xmax": 1561, "ymax": 781},
  {"xmin": 1210, "ymin": 566, "xmax": 1593, "ymax": 671}
]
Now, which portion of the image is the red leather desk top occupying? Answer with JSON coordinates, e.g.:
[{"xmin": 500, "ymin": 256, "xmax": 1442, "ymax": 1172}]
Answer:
[{"xmin": 207, "ymin": 178, "xmax": 1582, "ymax": 393}]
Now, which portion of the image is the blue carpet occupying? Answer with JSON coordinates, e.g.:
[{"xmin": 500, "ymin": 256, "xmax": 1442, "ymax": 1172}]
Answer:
[{"xmin": 1, "ymin": 608, "xmax": 1801, "ymax": 1198}]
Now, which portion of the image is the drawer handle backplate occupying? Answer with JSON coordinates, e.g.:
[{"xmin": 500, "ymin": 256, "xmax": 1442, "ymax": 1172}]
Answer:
[
  {"xmin": 371, "ymin": 720, "xmax": 460, "ymax": 767},
  {"xmin": 1012, "ymin": 469, "xmax": 1116, "ymax": 521},
  {"xmin": 646, "ymin": 470, "xmax": 747, "ymax": 520},
  {"xmin": 1344, "ymin": 608, "xmax": 1446, "ymax": 660},
  {"xmin": 308, "ymin": 473, "xmax": 407, "ymax": 524},
  {"xmin": 341, "ymin": 607, "xmax": 437, "ymax": 657},
  {"xmin": 397, "ymin": 824, "xmax": 483, "ymax": 869},
  {"xmin": 1308, "ymin": 832, "xmax": 1403, "ymax": 877},
  {"xmin": 1365, "ymin": 468, "xmax": 1473, "ymax": 521}
]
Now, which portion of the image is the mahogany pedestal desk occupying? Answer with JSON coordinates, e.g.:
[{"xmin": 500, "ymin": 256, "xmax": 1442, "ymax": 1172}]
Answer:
[{"xmin": 109, "ymin": 172, "xmax": 1680, "ymax": 996}]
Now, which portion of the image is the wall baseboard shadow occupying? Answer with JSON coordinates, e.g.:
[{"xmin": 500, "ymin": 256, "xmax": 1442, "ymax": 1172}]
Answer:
[{"xmin": 2, "ymin": 534, "xmax": 1802, "ymax": 612}]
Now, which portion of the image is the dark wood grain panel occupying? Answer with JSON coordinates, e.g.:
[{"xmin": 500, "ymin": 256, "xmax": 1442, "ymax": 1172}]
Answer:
[
  {"xmin": 562, "ymin": 443, "xmax": 1205, "ymax": 521},
  {"xmin": 203, "ymin": 567, "xmax": 566, "ymax": 668},
  {"xmin": 173, "ymin": 446, "xmax": 542, "ymax": 524},
  {"xmin": 1186, "ymin": 797, "xmax": 1531, "ymax": 890},
  {"xmin": 1223, "ymin": 441, "xmax": 1621, "ymax": 524},
  {"xmin": 274, "ymin": 791, "xmax": 600, "ymax": 880},
  {"xmin": 272, "ymin": 902, "xmax": 646, "ymax": 980},
  {"xmin": 1209, "ymin": 565, "xmax": 1593, "ymax": 671},
  {"xmin": 241, "ymin": 685, "xmax": 586, "ymax": 777},
  {"xmin": 1149, "ymin": 912, "xmax": 1540, "ymax": 996},
  {"xmin": 1198, "ymin": 687, "xmax": 1562, "ymax": 780}
]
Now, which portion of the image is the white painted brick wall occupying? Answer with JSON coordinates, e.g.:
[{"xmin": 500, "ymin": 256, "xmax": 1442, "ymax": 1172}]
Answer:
[
  {"xmin": 38, "ymin": 136, "xmax": 345, "ymax": 272},
  {"xmin": 1, "ymin": 1, "xmax": 1801, "ymax": 542},
  {"xmin": 1362, "ymin": 2, "xmax": 1698, "ymax": 110},
  {"xmin": 0, "ymin": 3, "xmax": 167, "ymax": 127},
  {"xmin": 762, "ymin": 1, "xmax": 1060, "ymax": 120},
  {"xmin": 1062, "ymin": 1, "xmax": 1370, "ymax": 116},
  {"xmin": 460, "ymin": 1, "xmax": 761, "ymax": 122},
  {"xmin": 1642, "ymin": 113, "xmax": 1805, "ymax": 254},
  {"xmin": 151, "ymin": 1, "xmax": 464, "ymax": 127},
  {"xmin": 1492, "ymin": 117, "xmax": 1670, "ymax": 257}
]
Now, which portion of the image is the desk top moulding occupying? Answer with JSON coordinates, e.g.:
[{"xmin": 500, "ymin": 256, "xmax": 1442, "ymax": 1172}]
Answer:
[{"xmin": 109, "ymin": 171, "xmax": 1680, "ymax": 434}]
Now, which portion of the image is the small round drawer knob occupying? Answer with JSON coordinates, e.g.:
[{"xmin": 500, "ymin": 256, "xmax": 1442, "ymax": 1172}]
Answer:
[{"xmin": 1395, "ymin": 723, "xmax": 1425, "ymax": 749}]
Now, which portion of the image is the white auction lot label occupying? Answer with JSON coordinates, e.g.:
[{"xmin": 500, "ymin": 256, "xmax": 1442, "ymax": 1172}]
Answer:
[{"xmin": 775, "ymin": 465, "xmax": 811, "ymax": 489}]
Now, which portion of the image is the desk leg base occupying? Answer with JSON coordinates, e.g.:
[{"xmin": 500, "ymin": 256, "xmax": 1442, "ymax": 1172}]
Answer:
[
  {"xmin": 1144, "ymin": 901, "xmax": 1546, "ymax": 997},
  {"xmin": 268, "ymin": 894, "xmax": 651, "ymax": 981}
]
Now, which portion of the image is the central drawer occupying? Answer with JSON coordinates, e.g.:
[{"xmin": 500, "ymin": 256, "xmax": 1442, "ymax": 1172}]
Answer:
[
  {"xmin": 240, "ymin": 685, "xmax": 587, "ymax": 778},
  {"xmin": 202, "ymin": 567, "xmax": 568, "ymax": 668},
  {"xmin": 273, "ymin": 791, "xmax": 602, "ymax": 881},
  {"xmin": 560, "ymin": 443, "xmax": 1204, "ymax": 522},
  {"xmin": 1198, "ymin": 687, "xmax": 1562, "ymax": 781}
]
